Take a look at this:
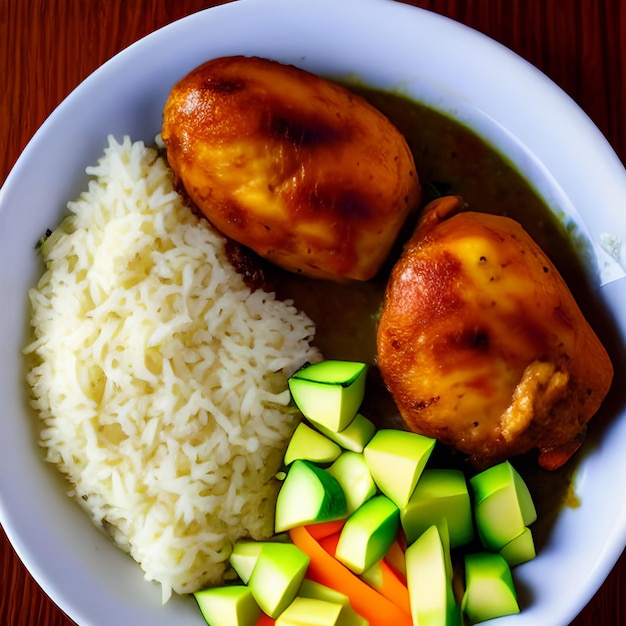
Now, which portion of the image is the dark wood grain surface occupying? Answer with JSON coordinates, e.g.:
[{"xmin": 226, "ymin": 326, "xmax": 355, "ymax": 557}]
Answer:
[{"xmin": 1, "ymin": 1, "xmax": 624, "ymax": 625}]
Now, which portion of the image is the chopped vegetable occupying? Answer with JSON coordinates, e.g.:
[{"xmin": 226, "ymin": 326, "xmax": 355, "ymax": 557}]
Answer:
[
  {"xmin": 194, "ymin": 585, "xmax": 261, "ymax": 626},
  {"xmin": 470, "ymin": 460, "xmax": 536, "ymax": 551},
  {"xmin": 360, "ymin": 556, "xmax": 411, "ymax": 615},
  {"xmin": 335, "ymin": 495, "xmax": 400, "ymax": 574},
  {"xmin": 327, "ymin": 452, "xmax": 377, "ymax": 515},
  {"xmin": 247, "ymin": 543, "xmax": 310, "ymax": 618},
  {"xmin": 400, "ymin": 468, "xmax": 473, "ymax": 547},
  {"xmin": 383, "ymin": 538, "xmax": 407, "ymax": 584},
  {"xmin": 461, "ymin": 552, "xmax": 520, "ymax": 623},
  {"xmin": 289, "ymin": 525, "xmax": 412, "ymax": 626},
  {"xmin": 288, "ymin": 361, "xmax": 368, "ymax": 432},
  {"xmin": 405, "ymin": 525, "xmax": 461, "ymax": 626},
  {"xmin": 255, "ymin": 613, "xmax": 276, "ymax": 626},
  {"xmin": 363, "ymin": 429, "xmax": 435, "ymax": 508},
  {"xmin": 305, "ymin": 520, "xmax": 347, "ymax": 540},
  {"xmin": 314, "ymin": 413, "xmax": 376, "ymax": 453},
  {"xmin": 284, "ymin": 422, "xmax": 342, "ymax": 466},
  {"xmin": 499, "ymin": 527, "xmax": 536, "ymax": 567},
  {"xmin": 275, "ymin": 460, "xmax": 347, "ymax": 533}
]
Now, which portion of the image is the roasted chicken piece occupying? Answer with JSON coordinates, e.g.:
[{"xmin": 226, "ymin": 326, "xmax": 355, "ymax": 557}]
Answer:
[
  {"xmin": 161, "ymin": 56, "xmax": 420, "ymax": 281},
  {"xmin": 377, "ymin": 196, "xmax": 613, "ymax": 470}
]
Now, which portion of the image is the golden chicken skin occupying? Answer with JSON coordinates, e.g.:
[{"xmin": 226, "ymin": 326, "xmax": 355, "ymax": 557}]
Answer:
[
  {"xmin": 161, "ymin": 56, "xmax": 420, "ymax": 282},
  {"xmin": 377, "ymin": 195, "xmax": 613, "ymax": 470}
]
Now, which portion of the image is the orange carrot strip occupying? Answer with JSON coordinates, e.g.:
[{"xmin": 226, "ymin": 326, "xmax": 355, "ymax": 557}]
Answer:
[
  {"xmin": 255, "ymin": 613, "xmax": 275, "ymax": 626},
  {"xmin": 319, "ymin": 533, "xmax": 411, "ymax": 615},
  {"xmin": 305, "ymin": 519, "xmax": 347, "ymax": 540},
  {"xmin": 362, "ymin": 558, "xmax": 411, "ymax": 616},
  {"xmin": 318, "ymin": 531, "xmax": 341, "ymax": 555},
  {"xmin": 289, "ymin": 526, "xmax": 412, "ymax": 626}
]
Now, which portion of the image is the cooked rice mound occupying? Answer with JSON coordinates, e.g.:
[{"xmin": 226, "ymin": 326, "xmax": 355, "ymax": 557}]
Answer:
[{"xmin": 24, "ymin": 135, "xmax": 320, "ymax": 602}]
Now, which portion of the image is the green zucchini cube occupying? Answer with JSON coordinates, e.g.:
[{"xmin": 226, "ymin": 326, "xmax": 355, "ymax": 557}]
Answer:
[
  {"xmin": 327, "ymin": 452, "xmax": 377, "ymax": 514},
  {"xmin": 276, "ymin": 596, "xmax": 366, "ymax": 626},
  {"xmin": 275, "ymin": 460, "xmax": 347, "ymax": 533},
  {"xmin": 194, "ymin": 584, "xmax": 261, "ymax": 626},
  {"xmin": 293, "ymin": 580, "xmax": 369, "ymax": 625},
  {"xmin": 314, "ymin": 413, "xmax": 376, "ymax": 453},
  {"xmin": 461, "ymin": 552, "xmax": 520, "ymax": 623},
  {"xmin": 288, "ymin": 361, "xmax": 368, "ymax": 432},
  {"xmin": 499, "ymin": 526, "xmax": 536, "ymax": 567},
  {"xmin": 406, "ymin": 525, "xmax": 462, "ymax": 626},
  {"xmin": 335, "ymin": 495, "xmax": 400, "ymax": 574},
  {"xmin": 248, "ymin": 543, "xmax": 310, "ymax": 618},
  {"xmin": 470, "ymin": 461, "xmax": 536, "ymax": 551},
  {"xmin": 229, "ymin": 541, "xmax": 264, "ymax": 584},
  {"xmin": 363, "ymin": 429, "xmax": 435, "ymax": 508},
  {"xmin": 401, "ymin": 469, "xmax": 473, "ymax": 547},
  {"xmin": 284, "ymin": 422, "xmax": 342, "ymax": 466}
]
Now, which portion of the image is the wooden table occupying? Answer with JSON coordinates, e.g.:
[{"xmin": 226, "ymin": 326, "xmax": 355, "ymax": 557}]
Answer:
[{"xmin": 1, "ymin": 1, "xmax": 624, "ymax": 624}]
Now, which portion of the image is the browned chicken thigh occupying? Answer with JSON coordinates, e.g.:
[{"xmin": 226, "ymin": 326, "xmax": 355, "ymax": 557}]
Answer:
[
  {"xmin": 161, "ymin": 56, "xmax": 420, "ymax": 282},
  {"xmin": 377, "ymin": 196, "xmax": 613, "ymax": 470}
]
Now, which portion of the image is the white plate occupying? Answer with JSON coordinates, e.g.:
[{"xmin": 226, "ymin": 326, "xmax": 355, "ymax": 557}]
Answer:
[{"xmin": 1, "ymin": 1, "xmax": 625, "ymax": 625}]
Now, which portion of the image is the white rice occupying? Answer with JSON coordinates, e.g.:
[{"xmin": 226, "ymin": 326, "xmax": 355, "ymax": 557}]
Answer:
[{"xmin": 23, "ymin": 135, "xmax": 320, "ymax": 602}]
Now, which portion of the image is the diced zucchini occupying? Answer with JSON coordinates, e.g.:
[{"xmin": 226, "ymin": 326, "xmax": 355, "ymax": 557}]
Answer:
[
  {"xmin": 284, "ymin": 422, "xmax": 342, "ymax": 466},
  {"xmin": 461, "ymin": 552, "xmax": 520, "ymax": 623},
  {"xmin": 275, "ymin": 459, "xmax": 347, "ymax": 533},
  {"xmin": 289, "ymin": 361, "xmax": 368, "ymax": 432},
  {"xmin": 298, "ymin": 579, "xmax": 349, "ymax": 604},
  {"xmin": 401, "ymin": 469, "xmax": 473, "ymax": 547},
  {"xmin": 194, "ymin": 584, "xmax": 261, "ymax": 626},
  {"xmin": 229, "ymin": 541, "xmax": 264, "ymax": 584},
  {"xmin": 363, "ymin": 429, "xmax": 435, "ymax": 508},
  {"xmin": 327, "ymin": 452, "xmax": 377, "ymax": 514},
  {"xmin": 247, "ymin": 542, "xmax": 310, "ymax": 618},
  {"xmin": 314, "ymin": 413, "xmax": 376, "ymax": 453},
  {"xmin": 296, "ymin": 582, "xmax": 367, "ymax": 626},
  {"xmin": 499, "ymin": 527, "xmax": 536, "ymax": 567},
  {"xmin": 335, "ymin": 495, "xmax": 400, "ymax": 575},
  {"xmin": 405, "ymin": 525, "xmax": 461, "ymax": 626},
  {"xmin": 470, "ymin": 461, "xmax": 537, "ymax": 550},
  {"xmin": 276, "ymin": 596, "xmax": 366, "ymax": 626}
]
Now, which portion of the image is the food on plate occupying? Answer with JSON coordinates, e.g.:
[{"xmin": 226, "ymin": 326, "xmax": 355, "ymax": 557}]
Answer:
[
  {"xmin": 334, "ymin": 494, "xmax": 400, "ymax": 575},
  {"xmin": 363, "ymin": 429, "xmax": 435, "ymax": 509},
  {"xmin": 461, "ymin": 552, "xmax": 520, "ymax": 622},
  {"xmin": 23, "ymin": 136, "xmax": 320, "ymax": 602},
  {"xmin": 400, "ymin": 469, "xmax": 473, "ymax": 547},
  {"xmin": 161, "ymin": 55, "xmax": 421, "ymax": 282},
  {"xmin": 288, "ymin": 360, "xmax": 368, "ymax": 431},
  {"xmin": 377, "ymin": 195, "xmax": 614, "ymax": 470},
  {"xmin": 326, "ymin": 452, "xmax": 377, "ymax": 514},
  {"xmin": 283, "ymin": 422, "xmax": 342, "ymax": 466},
  {"xmin": 246, "ymin": 542, "xmax": 310, "ymax": 618},
  {"xmin": 21, "ymin": 53, "xmax": 614, "ymax": 622},
  {"xmin": 469, "ymin": 461, "xmax": 537, "ymax": 554},
  {"xmin": 193, "ymin": 584, "xmax": 261, "ymax": 626},
  {"xmin": 207, "ymin": 365, "xmax": 537, "ymax": 626},
  {"xmin": 274, "ymin": 459, "xmax": 347, "ymax": 532},
  {"xmin": 405, "ymin": 524, "xmax": 461, "ymax": 626}
]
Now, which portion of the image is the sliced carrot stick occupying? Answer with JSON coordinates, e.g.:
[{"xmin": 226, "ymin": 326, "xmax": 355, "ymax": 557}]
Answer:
[
  {"xmin": 304, "ymin": 519, "xmax": 347, "ymax": 540},
  {"xmin": 361, "ymin": 558, "xmax": 411, "ymax": 616},
  {"xmin": 319, "ymin": 532, "xmax": 411, "ymax": 615},
  {"xmin": 255, "ymin": 613, "xmax": 275, "ymax": 626},
  {"xmin": 318, "ymin": 531, "xmax": 341, "ymax": 556},
  {"xmin": 289, "ymin": 526, "xmax": 412, "ymax": 626}
]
